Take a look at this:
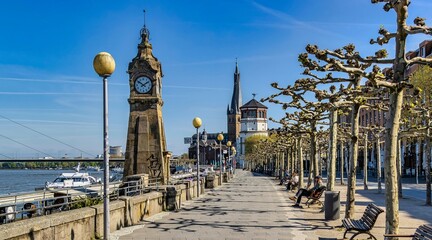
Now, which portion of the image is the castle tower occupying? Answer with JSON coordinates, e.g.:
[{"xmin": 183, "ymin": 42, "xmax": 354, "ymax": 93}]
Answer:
[
  {"xmin": 227, "ymin": 60, "xmax": 242, "ymax": 144},
  {"xmin": 238, "ymin": 96, "xmax": 268, "ymax": 167},
  {"xmin": 123, "ymin": 21, "xmax": 169, "ymax": 184}
]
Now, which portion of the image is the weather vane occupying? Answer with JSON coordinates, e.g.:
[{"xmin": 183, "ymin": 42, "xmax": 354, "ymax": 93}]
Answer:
[
  {"xmin": 140, "ymin": 9, "xmax": 150, "ymax": 40},
  {"xmin": 143, "ymin": 9, "xmax": 146, "ymax": 27},
  {"xmin": 252, "ymin": 93, "xmax": 257, "ymax": 99}
]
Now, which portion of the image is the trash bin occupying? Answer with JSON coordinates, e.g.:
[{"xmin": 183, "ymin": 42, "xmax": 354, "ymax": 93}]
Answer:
[
  {"xmin": 324, "ymin": 191, "xmax": 340, "ymax": 220},
  {"xmin": 165, "ymin": 187, "xmax": 177, "ymax": 211}
]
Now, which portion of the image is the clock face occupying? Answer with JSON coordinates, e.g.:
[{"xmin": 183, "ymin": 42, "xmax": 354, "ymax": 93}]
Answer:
[{"xmin": 134, "ymin": 76, "xmax": 152, "ymax": 93}]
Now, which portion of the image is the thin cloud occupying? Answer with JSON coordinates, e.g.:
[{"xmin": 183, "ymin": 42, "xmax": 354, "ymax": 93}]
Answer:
[
  {"xmin": 166, "ymin": 54, "xmax": 285, "ymax": 67},
  {"xmin": 251, "ymin": 1, "xmax": 345, "ymax": 38},
  {"xmin": 165, "ymin": 85, "xmax": 230, "ymax": 91},
  {"xmin": 0, "ymin": 118, "xmax": 97, "ymax": 126},
  {"xmin": 0, "ymin": 91, "xmax": 98, "ymax": 96},
  {"xmin": 0, "ymin": 77, "xmax": 99, "ymax": 84}
]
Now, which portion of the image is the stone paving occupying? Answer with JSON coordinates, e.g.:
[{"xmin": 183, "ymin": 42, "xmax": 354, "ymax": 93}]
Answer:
[{"xmin": 112, "ymin": 170, "xmax": 432, "ymax": 240}]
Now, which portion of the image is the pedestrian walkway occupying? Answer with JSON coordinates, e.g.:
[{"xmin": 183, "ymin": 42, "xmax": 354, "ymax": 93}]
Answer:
[{"xmin": 112, "ymin": 170, "xmax": 432, "ymax": 240}]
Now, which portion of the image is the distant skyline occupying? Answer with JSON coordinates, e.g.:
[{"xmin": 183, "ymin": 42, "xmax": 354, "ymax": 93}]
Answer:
[{"xmin": 0, "ymin": 0, "xmax": 430, "ymax": 158}]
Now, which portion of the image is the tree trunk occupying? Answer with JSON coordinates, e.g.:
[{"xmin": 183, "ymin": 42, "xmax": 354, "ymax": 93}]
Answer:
[
  {"xmin": 311, "ymin": 121, "xmax": 319, "ymax": 178},
  {"xmin": 291, "ymin": 145, "xmax": 296, "ymax": 174},
  {"xmin": 416, "ymin": 138, "xmax": 419, "ymax": 184},
  {"xmin": 341, "ymin": 141, "xmax": 345, "ymax": 185},
  {"xmin": 364, "ymin": 134, "xmax": 369, "ymax": 190},
  {"xmin": 397, "ymin": 139, "xmax": 403, "ymax": 198},
  {"xmin": 297, "ymin": 138, "xmax": 304, "ymax": 188},
  {"xmin": 384, "ymin": 91, "xmax": 403, "ymax": 235},
  {"xmin": 328, "ymin": 109, "xmax": 338, "ymax": 191},
  {"xmin": 377, "ymin": 138, "xmax": 382, "ymax": 193},
  {"xmin": 346, "ymin": 103, "xmax": 360, "ymax": 219},
  {"xmin": 280, "ymin": 152, "xmax": 285, "ymax": 180},
  {"xmin": 426, "ymin": 118, "xmax": 431, "ymax": 205}
]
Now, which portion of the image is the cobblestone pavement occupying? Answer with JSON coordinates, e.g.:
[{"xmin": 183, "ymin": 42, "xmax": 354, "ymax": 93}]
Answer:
[{"xmin": 112, "ymin": 170, "xmax": 432, "ymax": 240}]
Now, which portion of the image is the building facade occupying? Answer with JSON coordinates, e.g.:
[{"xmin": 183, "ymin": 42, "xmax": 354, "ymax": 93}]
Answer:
[{"xmin": 238, "ymin": 98, "xmax": 268, "ymax": 167}]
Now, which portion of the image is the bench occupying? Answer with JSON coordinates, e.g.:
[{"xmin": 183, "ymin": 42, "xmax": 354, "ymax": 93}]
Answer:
[
  {"xmin": 384, "ymin": 224, "xmax": 432, "ymax": 239},
  {"xmin": 342, "ymin": 203, "xmax": 384, "ymax": 240},
  {"xmin": 305, "ymin": 186, "xmax": 326, "ymax": 207}
]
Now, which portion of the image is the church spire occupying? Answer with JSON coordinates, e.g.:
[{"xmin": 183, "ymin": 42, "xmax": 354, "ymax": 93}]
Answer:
[{"xmin": 230, "ymin": 59, "xmax": 242, "ymax": 114}]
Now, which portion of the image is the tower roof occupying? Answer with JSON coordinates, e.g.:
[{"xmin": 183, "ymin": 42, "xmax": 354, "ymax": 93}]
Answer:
[
  {"xmin": 240, "ymin": 98, "xmax": 268, "ymax": 109},
  {"xmin": 127, "ymin": 11, "xmax": 162, "ymax": 76}
]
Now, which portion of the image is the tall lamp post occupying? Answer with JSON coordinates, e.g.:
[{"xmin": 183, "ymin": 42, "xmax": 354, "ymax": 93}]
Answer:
[
  {"xmin": 192, "ymin": 117, "xmax": 202, "ymax": 197},
  {"xmin": 93, "ymin": 52, "xmax": 115, "ymax": 240},
  {"xmin": 217, "ymin": 133, "xmax": 224, "ymax": 185}
]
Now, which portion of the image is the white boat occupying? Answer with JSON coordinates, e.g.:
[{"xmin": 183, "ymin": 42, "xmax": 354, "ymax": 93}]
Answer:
[
  {"xmin": 45, "ymin": 172, "xmax": 101, "ymax": 189},
  {"xmin": 45, "ymin": 164, "xmax": 101, "ymax": 189}
]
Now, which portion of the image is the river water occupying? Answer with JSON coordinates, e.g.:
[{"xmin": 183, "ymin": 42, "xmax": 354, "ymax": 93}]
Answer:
[{"xmin": 0, "ymin": 169, "xmax": 104, "ymax": 196}]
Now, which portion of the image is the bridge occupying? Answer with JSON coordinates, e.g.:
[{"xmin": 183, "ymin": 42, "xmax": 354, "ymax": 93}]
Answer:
[{"xmin": 0, "ymin": 158, "xmax": 125, "ymax": 163}]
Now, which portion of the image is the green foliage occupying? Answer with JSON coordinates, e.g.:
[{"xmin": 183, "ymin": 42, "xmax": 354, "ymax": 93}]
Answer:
[
  {"xmin": 244, "ymin": 135, "xmax": 269, "ymax": 155},
  {"xmin": 410, "ymin": 65, "xmax": 432, "ymax": 103},
  {"xmin": 69, "ymin": 196, "xmax": 103, "ymax": 210}
]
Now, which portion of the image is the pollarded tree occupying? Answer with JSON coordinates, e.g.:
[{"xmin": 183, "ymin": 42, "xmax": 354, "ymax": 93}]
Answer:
[
  {"xmin": 263, "ymin": 86, "xmax": 329, "ymax": 181},
  {"xmin": 299, "ymin": 44, "xmax": 389, "ymax": 218},
  {"xmin": 367, "ymin": 0, "xmax": 432, "ymax": 234}
]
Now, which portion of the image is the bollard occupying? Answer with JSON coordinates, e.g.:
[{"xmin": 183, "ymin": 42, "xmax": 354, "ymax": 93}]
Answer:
[{"xmin": 324, "ymin": 191, "xmax": 340, "ymax": 220}]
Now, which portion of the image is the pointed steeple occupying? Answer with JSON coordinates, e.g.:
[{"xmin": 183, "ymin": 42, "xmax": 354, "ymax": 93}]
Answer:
[{"xmin": 230, "ymin": 59, "xmax": 242, "ymax": 114}]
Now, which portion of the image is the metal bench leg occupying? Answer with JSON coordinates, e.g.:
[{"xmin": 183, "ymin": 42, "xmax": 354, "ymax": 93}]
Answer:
[
  {"xmin": 349, "ymin": 232, "xmax": 376, "ymax": 240},
  {"xmin": 343, "ymin": 229, "xmax": 350, "ymax": 239}
]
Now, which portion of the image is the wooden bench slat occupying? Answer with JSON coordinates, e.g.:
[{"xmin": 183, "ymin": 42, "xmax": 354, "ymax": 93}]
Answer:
[
  {"xmin": 341, "ymin": 203, "xmax": 384, "ymax": 240},
  {"xmin": 383, "ymin": 224, "xmax": 432, "ymax": 239}
]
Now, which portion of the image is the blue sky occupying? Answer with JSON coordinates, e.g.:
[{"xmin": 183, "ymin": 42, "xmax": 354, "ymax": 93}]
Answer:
[{"xmin": 0, "ymin": 0, "xmax": 430, "ymax": 158}]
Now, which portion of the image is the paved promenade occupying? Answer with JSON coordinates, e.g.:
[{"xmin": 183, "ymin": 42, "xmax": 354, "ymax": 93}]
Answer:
[{"xmin": 112, "ymin": 170, "xmax": 432, "ymax": 240}]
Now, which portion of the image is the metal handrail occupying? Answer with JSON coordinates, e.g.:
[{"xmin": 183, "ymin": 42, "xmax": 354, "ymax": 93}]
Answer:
[{"xmin": 0, "ymin": 176, "xmax": 173, "ymax": 225}]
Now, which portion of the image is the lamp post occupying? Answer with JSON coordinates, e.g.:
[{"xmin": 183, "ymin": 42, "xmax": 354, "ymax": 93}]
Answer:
[
  {"xmin": 217, "ymin": 133, "xmax": 224, "ymax": 185},
  {"xmin": 93, "ymin": 52, "xmax": 115, "ymax": 240},
  {"xmin": 227, "ymin": 141, "xmax": 232, "ymax": 173},
  {"xmin": 192, "ymin": 117, "xmax": 202, "ymax": 197}
]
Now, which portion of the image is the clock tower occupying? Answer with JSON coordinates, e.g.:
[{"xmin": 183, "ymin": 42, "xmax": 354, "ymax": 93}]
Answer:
[{"xmin": 123, "ymin": 23, "xmax": 169, "ymax": 184}]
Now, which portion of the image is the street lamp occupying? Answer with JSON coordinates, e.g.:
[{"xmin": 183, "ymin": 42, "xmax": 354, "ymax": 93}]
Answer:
[
  {"xmin": 217, "ymin": 133, "xmax": 224, "ymax": 185},
  {"xmin": 93, "ymin": 52, "xmax": 115, "ymax": 240},
  {"xmin": 227, "ymin": 141, "xmax": 232, "ymax": 173},
  {"xmin": 192, "ymin": 117, "xmax": 202, "ymax": 197}
]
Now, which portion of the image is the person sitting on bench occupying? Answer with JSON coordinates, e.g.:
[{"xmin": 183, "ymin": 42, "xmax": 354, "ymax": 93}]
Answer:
[
  {"xmin": 289, "ymin": 175, "xmax": 323, "ymax": 208},
  {"xmin": 286, "ymin": 172, "xmax": 299, "ymax": 191}
]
